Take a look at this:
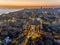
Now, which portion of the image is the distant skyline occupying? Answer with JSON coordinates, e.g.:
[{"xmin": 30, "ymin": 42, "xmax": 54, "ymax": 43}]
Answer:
[{"xmin": 0, "ymin": 0, "xmax": 60, "ymax": 7}]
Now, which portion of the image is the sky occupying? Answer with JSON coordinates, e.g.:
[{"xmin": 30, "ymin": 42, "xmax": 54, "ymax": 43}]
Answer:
[{"xmin": 0, "ymin": 0, "xmax": 60, "ymax": 6}]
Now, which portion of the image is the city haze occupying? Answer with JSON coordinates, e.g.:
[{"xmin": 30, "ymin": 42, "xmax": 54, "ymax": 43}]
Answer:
[{"xmin": 0, "ymin": 0, "xmax": 60, "ymax": 7}]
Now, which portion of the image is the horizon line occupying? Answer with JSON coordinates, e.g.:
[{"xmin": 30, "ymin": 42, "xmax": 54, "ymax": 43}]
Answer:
[{"xmin": 0, "ymin": 3, "xmax": 60, "ymax": 7}]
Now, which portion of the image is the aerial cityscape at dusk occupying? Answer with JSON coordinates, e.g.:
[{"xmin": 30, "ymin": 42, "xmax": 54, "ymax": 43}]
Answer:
[{"xmin": 0, "ymin": 0, "xmax": 60, "ymax": 45}]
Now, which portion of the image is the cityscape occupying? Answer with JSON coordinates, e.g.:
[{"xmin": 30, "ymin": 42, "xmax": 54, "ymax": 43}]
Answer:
[{"xmin": 0, "ymin": 7, "xmax": 60, "ymax": 45}]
